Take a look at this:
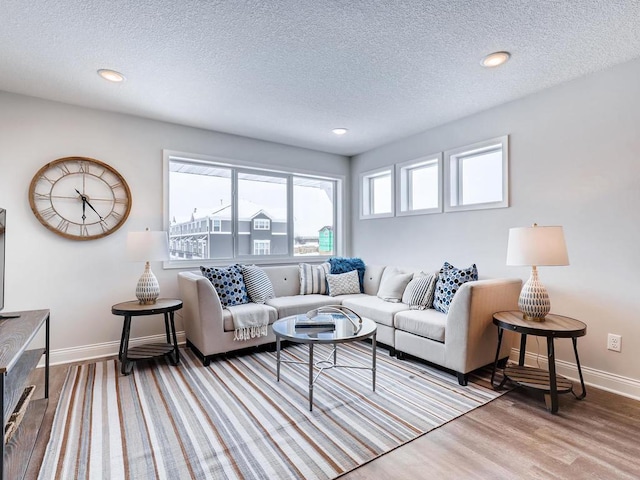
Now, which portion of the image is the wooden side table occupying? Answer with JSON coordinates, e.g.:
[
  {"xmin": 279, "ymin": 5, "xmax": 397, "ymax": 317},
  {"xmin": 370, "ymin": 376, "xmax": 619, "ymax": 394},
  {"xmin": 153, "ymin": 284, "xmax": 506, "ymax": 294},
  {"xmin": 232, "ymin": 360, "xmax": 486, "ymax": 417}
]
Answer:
[
  {"xmin": 112, "ymin": 298, "xmax": 182, "ymax": 375},
  {"xmin": 491, "ymin": 310, "xmax": 587, "ymax": 413}
]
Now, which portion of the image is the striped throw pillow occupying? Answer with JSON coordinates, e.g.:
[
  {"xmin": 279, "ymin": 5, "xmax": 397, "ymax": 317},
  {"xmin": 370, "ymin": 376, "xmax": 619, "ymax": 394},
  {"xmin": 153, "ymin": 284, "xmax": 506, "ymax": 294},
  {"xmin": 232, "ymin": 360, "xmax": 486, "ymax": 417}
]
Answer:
[
  {"xmin": 241, "ymin": 265, "xmax": 275, "ymax": 304},
  {"xmin": 299, "ymin": 263, "xmax": 330, "ymax": 295},
  {"xmin": 402, "ymin": 272, "xmax": 437, "ymax": 310}
]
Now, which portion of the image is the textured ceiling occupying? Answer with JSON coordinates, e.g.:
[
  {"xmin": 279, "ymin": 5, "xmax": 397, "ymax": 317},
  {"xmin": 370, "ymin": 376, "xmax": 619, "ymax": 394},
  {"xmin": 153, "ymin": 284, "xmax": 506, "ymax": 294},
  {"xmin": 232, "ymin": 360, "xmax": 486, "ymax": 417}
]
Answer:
[{"xmin": 1, "ymin": 1, "xmax": 640, "ymax": 156}]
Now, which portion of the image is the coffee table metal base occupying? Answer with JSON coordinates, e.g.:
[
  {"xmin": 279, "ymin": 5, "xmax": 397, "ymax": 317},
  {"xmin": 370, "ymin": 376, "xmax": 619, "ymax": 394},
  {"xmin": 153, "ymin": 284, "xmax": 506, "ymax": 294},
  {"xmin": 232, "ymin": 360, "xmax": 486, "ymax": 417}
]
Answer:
[{"xmin": 276, "ymin": 335, "xmax": 377, "ymax": 411}]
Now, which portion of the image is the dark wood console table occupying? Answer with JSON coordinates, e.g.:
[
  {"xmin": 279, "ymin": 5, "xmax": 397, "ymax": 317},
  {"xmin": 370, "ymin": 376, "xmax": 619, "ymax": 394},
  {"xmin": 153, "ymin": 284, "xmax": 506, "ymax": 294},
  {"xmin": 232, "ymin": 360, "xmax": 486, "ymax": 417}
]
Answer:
[
  {"xmin": 0, "ymin": 309, "xmax": 50, "ymax": 480},
  {"xmin": 491, "ymin": 310, "xmax": 586, "ymax": 414}
]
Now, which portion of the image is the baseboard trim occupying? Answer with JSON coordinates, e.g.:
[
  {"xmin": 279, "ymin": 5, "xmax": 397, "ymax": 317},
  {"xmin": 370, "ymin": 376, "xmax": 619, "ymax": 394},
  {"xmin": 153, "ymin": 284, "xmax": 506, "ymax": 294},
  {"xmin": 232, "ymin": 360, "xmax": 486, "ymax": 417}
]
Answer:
[
  {"xmin": 510, "ymin": 348, "xmax": 640, "ymax": 401},
  {"xmin": 39, "ymin": 331, "xmax": 187, "ymax": 367}
]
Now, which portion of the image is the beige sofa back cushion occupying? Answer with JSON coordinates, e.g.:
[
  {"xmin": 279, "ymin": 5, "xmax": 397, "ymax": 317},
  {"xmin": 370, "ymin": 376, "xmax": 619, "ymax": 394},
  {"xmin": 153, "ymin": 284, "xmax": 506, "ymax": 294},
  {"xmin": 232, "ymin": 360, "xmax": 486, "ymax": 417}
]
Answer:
[
  {"xmin": 363, "ymin": 265, "xmax": 386, "ymax": 295},
  {"xmin": 263, "ymin": 266, "xmax": 301, "ymax": 297}
]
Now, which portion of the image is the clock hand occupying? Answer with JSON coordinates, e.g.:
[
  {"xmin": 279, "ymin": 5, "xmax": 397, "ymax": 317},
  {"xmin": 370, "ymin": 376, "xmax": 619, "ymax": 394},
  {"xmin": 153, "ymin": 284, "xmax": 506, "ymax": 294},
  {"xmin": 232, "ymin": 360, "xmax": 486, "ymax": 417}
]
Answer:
[{"xmin": 75, "ymin": 188, "xmax": 103, "ymax": 221}]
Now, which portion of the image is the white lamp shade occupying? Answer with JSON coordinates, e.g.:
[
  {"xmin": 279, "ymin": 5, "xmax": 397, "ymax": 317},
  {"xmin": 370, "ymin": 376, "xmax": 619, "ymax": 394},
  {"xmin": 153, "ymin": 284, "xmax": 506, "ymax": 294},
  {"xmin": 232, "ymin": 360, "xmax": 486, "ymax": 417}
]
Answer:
[
  {"xmin": 506, "ymin": 225, "xmax": 569, "ymax": 266},
  {"xmin": 127, "ymin": 230, "xmax": 169, "ymax": 262}
]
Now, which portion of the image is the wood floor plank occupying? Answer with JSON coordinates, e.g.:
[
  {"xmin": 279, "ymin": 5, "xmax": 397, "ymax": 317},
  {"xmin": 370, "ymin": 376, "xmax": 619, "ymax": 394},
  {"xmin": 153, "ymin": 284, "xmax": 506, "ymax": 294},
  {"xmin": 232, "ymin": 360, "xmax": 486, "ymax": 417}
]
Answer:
[{"xmin": 24, "ymin": 356, "xmax": 640, "ymax": 480}]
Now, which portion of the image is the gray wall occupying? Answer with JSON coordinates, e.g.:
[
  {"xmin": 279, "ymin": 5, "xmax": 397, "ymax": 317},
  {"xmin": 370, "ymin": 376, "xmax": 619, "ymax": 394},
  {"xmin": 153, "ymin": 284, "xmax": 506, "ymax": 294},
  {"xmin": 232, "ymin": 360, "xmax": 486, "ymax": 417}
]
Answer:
[
  {"xmin": 0, "ymin": 91, "xmax": 349, "ymax": 359},
  {"xmin": 351, "ymin": 57, "xmax": 640, "ymax": 395}
]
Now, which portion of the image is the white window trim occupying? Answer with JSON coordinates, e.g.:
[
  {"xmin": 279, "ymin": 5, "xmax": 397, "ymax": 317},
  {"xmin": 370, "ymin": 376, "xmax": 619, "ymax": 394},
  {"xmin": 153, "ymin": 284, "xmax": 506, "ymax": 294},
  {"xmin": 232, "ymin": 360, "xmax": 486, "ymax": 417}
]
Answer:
[
  {"xmin": 253, "ymin": 218, "xmax": 271, "ymax": 230},
  {"xmin": 359, "ymin": 166, "xmax": 395, "ymax": 219},
  {"xmin": 253, "ymin": 239, "xmax": 271, "ymax": 255},
  {"xmin": 443, "ymin": 135, "xmax": 509, "ymax": 213},
  {"xmin": 395, "ymin": 153, "xmax": 443, "ymax": 217}
]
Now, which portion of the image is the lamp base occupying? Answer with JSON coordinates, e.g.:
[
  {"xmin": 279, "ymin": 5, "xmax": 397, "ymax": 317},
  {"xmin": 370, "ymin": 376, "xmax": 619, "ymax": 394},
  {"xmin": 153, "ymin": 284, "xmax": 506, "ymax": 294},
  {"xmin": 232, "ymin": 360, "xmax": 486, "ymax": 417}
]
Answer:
[
  {"xmin": 518, "ymin": 266, "xmax": 550, "ymax": 322},
  {"xmin": 136, "ymin": 262, "xmax": 160, "ymax": 305}
]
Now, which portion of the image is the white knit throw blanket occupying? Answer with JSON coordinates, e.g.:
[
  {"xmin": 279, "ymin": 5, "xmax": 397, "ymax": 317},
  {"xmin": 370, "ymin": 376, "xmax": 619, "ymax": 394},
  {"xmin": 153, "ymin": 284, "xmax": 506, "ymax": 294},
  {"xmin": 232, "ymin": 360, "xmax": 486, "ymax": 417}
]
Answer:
[{"xmin": 230, "ymin": 306, "xmax": 270, "ymax": 341}]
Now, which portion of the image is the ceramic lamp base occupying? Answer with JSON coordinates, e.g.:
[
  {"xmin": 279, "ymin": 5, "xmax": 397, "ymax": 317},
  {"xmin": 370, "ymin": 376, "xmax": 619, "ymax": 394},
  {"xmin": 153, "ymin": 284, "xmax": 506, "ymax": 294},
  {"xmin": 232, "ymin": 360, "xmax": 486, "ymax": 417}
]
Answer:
[
  {"xmin": 136, "ymin": 262, "xmax": 160, "ymax": 305},
  {"xmin": 518, "ymin": 266, "xmax": 550, "ymax": 322}
]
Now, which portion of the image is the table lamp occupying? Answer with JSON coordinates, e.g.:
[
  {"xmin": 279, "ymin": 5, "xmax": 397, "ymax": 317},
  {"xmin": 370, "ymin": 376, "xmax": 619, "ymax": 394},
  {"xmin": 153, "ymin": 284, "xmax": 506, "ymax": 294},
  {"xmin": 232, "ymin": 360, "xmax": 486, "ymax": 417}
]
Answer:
[
  {"xmin": 506, "ymin": 224, "xmax": 569, "ymax": 321},
  {"xmin": 127, "ymin": 229, "xmax": 169, "ymax": 304}
]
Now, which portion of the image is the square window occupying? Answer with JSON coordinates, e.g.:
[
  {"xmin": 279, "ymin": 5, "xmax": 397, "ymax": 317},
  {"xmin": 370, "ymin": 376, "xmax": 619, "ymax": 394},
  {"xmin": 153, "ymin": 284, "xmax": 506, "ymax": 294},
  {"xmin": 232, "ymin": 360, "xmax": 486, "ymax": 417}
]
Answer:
[
  {"xmin": 360, "ymin": 167, "xmax": 394, "ymax": 219},
  {"xmin": 444, "ymin": 136, "xmax": 509, "ymax": 212},
  {"xmin": 396, "ymin": 154, "xmax": 442, "ymax": 216}
]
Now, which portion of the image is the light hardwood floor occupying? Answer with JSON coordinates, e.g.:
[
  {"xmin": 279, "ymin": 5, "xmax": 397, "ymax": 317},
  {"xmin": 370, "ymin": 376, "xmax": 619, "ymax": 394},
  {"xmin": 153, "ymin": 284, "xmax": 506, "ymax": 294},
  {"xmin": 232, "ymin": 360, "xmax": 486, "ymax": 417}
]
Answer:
[{"xmin": 25, "ymin": 357, "xmax": 640, "ymax": 479}]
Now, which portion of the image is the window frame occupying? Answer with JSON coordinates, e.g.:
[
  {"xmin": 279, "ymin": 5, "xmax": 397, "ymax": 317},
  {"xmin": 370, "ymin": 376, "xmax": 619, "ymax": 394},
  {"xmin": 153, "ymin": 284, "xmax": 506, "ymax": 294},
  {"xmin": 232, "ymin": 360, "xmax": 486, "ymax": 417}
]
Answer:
[
  {"xmin": 253, "ymin": 239, "xmax": 271, "ymax": 255},
  {"xmin": 253, "ymin": 218, "xmax": 271, "ymax": 230},
  {"xmin": 163, "ymin": 150, "xmax": 344, "ymax": 268},
  {"xmin": 395, "ymin": 153, "xmax": 443, "ymax": 216},
  {"xmin": 359, "ymin": 166, "xmax": 395, "ymax": 220},
  {"xmin": 443, "ymin": 135, "xmax": 509, "ymax": 213}
]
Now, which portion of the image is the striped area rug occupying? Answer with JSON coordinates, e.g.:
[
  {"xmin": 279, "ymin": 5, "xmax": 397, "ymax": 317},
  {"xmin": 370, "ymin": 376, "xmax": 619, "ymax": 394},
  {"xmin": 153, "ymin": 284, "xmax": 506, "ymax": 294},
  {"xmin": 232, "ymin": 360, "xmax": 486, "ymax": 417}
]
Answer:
[{"xmin": 38, "ymin": 342, "xmax": 504, "ymax": 480}]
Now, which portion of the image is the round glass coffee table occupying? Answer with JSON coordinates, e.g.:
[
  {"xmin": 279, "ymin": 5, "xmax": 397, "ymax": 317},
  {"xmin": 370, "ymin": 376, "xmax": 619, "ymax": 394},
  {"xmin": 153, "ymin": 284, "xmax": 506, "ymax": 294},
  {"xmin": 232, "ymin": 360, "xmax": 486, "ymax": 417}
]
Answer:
[{"xmin": 273, "ymin": 313, "xmax": 377, "ymax": 411}]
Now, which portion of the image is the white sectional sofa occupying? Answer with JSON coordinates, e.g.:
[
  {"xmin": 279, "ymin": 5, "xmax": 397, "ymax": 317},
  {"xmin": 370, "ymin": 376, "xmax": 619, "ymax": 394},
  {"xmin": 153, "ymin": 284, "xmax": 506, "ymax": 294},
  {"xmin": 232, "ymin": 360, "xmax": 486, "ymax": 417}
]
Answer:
[{"xmin": 178, "ymin": 264, "xmax": 521, "ymax": 385}]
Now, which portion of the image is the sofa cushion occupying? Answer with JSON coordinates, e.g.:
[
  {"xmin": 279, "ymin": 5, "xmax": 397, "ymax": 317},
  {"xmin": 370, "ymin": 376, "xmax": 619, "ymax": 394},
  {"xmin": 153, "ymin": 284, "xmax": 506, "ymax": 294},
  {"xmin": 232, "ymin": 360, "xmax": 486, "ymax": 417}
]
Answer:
[
  {"xmin": 328, "ymin": 257, "xmax": 366, "ymax": 292},
  {"xmin": 363, "ymin": 265, "xmax": 386, "ymax": 295},
  {"xmin": 433, "ymin": 262, "xmax": 478, "ymax": 314},
  {"xmin": 377, "ymin": 268, "xmax": 413, "ymax": 303},
  {"xmin": 402, "ymin": 272, "xmax": 437, "ymax": 310},
  {"xmin": 394, "ymin": 309, "xmax": 447, "ymax": 343},
  {"xmin": 299, "ymin": 263, "xmax": 330, "ymax": 295},
  {"xmin": 223, "ymin": 303, "xmax": 278, "ymax": 332},
  {"xmin": 265, "ymin": 294, "xmax": 338, "ymax": 318},
  {"xmin": 200, "ymin": 264, "xmax": 249, "ymax": 307},
  {"xmin": 263, "ymin": 266, "xmax": 301, "ymax": 297},
  {"xmin": 241, "ymin": 265, "xmax": 275, "ymax": 304},
  {"xmin": 342, "ymin": 295, "xmax": 409, "ymax": 327},
  {"xmin": 327, "ymin": 270, "xmax": 361, "ymax": 297}
]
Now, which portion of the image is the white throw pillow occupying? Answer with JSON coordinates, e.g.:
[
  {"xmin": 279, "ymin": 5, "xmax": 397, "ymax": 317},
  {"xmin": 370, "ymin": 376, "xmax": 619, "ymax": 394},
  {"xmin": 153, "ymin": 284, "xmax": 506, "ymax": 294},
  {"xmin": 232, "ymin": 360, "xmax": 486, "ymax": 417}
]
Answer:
[
  {"xmin": 326, "ymin": 270, "xmax": 361, "ymax": 297},
  {"xmin": 377, "ymin": 269, "xmax": 413, "ymax": 303},
  {"xmin": 402, "ymin": 272, "xmax": 437, "ymax": 310}
]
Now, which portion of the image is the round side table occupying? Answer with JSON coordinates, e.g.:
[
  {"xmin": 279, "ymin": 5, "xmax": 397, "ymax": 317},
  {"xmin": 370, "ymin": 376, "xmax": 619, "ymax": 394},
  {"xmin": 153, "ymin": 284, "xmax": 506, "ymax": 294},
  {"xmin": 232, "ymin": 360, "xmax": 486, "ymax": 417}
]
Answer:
[
  {"xmin": 112, "ymin": 298, "xmax": 182, "ymax": 375},
  {"xmin": 491, "ymin": 310, "xmax": 587, "ymax": 414}
]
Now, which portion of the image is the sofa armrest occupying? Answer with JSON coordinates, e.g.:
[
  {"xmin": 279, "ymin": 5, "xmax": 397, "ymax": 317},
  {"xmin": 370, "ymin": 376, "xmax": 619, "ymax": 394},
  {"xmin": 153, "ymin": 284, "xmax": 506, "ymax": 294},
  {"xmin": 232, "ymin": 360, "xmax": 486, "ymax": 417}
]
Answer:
[
  {"xmin": 445, "ymin": 278, "xmax": 522, "ymax": 373},
  {"xmin": 178, "ymin": 271, "xmax": 224, "ymax": 354}
]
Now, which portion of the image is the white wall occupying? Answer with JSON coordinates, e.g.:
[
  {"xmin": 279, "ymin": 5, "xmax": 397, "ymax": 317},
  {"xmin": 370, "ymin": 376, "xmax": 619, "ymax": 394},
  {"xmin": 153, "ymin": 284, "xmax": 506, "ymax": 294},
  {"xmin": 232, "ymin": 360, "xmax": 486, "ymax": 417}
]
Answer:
[
  {"xmin": 0, "ymin": 92, "xmax": 349, "ymax": 360},
  {"xmin": 351, "ymin": 57, "xmax": 640, "ymax": 396}
]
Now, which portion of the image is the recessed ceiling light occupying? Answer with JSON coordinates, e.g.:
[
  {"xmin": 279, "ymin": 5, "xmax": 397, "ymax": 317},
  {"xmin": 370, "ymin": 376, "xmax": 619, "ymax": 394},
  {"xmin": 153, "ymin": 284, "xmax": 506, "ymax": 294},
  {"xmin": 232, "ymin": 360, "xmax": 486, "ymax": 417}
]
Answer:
[
  {"xmin": 97, "ymin": 69, "xmax": 126, "ymax": 82},
  {"xmin": 332, "ymin": 128, "xmax": 348, "ymax": 135},
  {"xmin": 481, "ymin": 51, "xmax": 511, "ymax": 68}
]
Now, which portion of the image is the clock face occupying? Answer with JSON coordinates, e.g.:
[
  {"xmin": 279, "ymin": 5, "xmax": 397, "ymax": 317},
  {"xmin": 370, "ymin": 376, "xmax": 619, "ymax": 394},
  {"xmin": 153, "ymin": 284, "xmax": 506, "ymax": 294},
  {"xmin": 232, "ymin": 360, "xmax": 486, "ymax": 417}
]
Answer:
[{"xmin": 29, "ymin": 157, "xmax": 132, "ymax": 240}]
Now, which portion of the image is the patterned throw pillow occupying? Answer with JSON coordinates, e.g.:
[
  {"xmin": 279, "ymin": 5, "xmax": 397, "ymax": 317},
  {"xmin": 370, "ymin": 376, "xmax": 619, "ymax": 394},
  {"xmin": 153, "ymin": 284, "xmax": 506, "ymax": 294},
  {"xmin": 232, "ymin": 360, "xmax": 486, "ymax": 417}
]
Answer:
[
  {"xmin": 433, "ymin": 262, "xmax": 478, "ymax": 314},
  {"xmin": 328, "ymin": 257, "xmax": 366, "ymax": 292},
  {"xmin": 402, "ymin": 272, "xmax": 437, "ymax": 310},
  {"xmin": 326, "ymin": 270, "xmax": 361, "ymax": 297},
  {"xmin": 241, "ymin": 265, "xmax": 275, "ymax": 304},
  {"xmin": 299, "ymin": 263, "xmax": 330, "ymax": 295},
  {"xmin": 200, "ymin": 264, "xmax": 249, "ymax": 307}
]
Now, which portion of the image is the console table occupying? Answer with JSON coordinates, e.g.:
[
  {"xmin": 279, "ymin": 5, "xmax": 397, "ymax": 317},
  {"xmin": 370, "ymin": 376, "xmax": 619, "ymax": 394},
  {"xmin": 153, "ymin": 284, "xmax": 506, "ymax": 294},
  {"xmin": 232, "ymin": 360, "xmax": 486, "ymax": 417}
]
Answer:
[
  {"xmin": 0, "ymin": 309, "xmax": 49, "ymax": 480},
  {"xmin": 112, "ymin": 299, "xmax": 182, "ymax": 375},
  {"xmin": 491, "ymin": 310, "xmax": 586, "ymax": 413}
]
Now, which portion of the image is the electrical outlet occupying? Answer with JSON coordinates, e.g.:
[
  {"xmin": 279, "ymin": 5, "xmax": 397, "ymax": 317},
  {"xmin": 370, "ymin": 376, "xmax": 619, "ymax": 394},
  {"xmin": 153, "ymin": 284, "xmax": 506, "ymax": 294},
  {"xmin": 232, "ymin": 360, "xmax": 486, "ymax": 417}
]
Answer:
[{"xmin": 607, "ymin": 334, "xmax": 622, "ymax": 352}]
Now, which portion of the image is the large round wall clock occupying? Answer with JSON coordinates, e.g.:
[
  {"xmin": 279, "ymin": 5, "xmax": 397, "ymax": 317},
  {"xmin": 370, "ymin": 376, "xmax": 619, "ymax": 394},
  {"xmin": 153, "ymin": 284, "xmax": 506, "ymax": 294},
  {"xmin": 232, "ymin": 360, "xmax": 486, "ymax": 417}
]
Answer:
[{"xmin": 29, "ymin": 156, "xmax": 132, "ymax": 240}]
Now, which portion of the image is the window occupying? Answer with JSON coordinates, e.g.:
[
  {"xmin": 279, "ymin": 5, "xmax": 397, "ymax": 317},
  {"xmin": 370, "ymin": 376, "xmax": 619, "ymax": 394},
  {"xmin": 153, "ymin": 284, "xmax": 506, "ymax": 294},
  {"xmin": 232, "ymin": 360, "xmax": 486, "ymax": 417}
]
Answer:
[
  {"xmin": 253, "ymin": 240, "xmax": 271, "ymax": 255},
  {"xmin": 360, "ymin": 167, "xmax": 394, "ymax": 219},
  {"xmin": 444, "ymin": 136, "xmax": 509, "ymax": 212},
  {"xmin": 253, "ymin": 218, "xmax": 271, "ymax": 230},
  {"xmin": 396, "ymin": 154, "xmax": 442, "ymax": 216},
  {"xmin": 165, "ymin": 152, "xmax": 341, "ymax": 264},
  {"xmin": 294, "ymin": 176, "xmax": 336, "ymax": 256}
]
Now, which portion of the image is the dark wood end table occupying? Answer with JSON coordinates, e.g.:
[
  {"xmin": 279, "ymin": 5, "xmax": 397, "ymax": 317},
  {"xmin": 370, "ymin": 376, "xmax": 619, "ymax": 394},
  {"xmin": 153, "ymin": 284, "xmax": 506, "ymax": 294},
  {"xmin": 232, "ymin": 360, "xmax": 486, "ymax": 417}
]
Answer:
[
  {"xmin": 491, "ymin": 310, "xmax": 587, "ymax": 413},
  {"xmin": 112, "ymin": 298, "xmax": 182, "ymax": 375}
]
